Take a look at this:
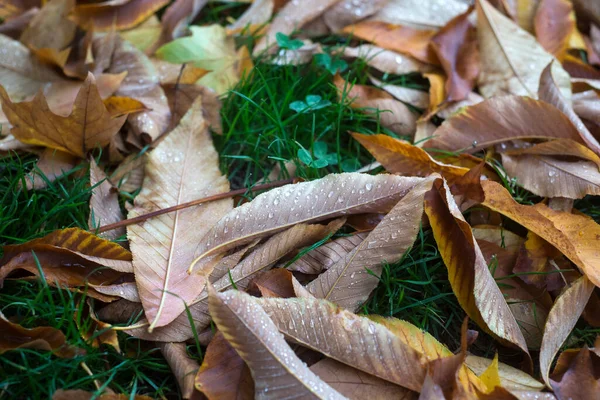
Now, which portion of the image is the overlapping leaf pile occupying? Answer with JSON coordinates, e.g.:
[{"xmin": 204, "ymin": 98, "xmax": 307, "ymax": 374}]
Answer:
[{"xmin": 1, "ymin": 0, "xmax": 600, "ymax": 399}]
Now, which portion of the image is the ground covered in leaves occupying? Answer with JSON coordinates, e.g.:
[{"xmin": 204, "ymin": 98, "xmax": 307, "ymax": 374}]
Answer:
[{"xmin": 1, "ymin": 0, "xmax": 600, "ymax": 399}]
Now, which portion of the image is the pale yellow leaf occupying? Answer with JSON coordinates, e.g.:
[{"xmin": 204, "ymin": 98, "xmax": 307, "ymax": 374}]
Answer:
[{"xmin": 465, "ymin": 355, "xmax": 545, "ymax": 392}]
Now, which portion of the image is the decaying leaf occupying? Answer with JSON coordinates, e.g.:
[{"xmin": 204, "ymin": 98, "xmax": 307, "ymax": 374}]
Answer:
[
  {"xmin": 322, "ymin": 0, "xmax": 387, "ymax": 32},
  {"xmin": 21, "ymin": 148, "xmax": 78, "ymax": 190},
  {"xmin": 0, "ymin": 73, "xmax": 126, "ymax": 157},
  {"xmin": 208, "ymin": 288, "xmax": 347, "ymax": 399},
  {"xmin": 1, "ymin": 314, "xmax": 81, "ymax": 357},
  {"xmin": 424, "ymin": 180, "xmax": 530, "ymax": 361},
  {"xmin": 534, "ymin": 0, "xmax": 575, "ymax": 60},
  {"xmin": 89, "ymin": 159, "xmax": 125, "ymax": 240},
  {"xmin": 368, "ymin": 0, "xmax": 471, "ymax": 30},
  {"xmin": 256, "ymin": 296, "xmax": 428, "ymax": 392},
  {"xmin": 476, "ymin": 0, "xmax": 570, "ymax": 98},
  {"xmin": 342, "ymin": 45, "xmax": 432, "ymax": 75},
  {"xmin": 191, "ymin": 173, "xmax": 425, "ymax": 272},
  {"xmin": 159, "ymin": 342, "xmax": 199, "ymax": 399},
  {"xmin": 195, "ymin": 332, "xmax": 254, "ymax": 399},
  {"xmin": 75, "ymin": 301, "xmax": 120, "ymax": 352},
  {"xmin": 549, "ymin": 345, "xmax": 600, "ymax": 399},
  {"xmin": 127, "ymin": 97, "xmax": 232, "ymax": 330},
  {"xmin": 308, "ymin": 176, "xmax": 437, "ymax": 311},
  {"xmin": 70, "ymin": 0, "xmax": 169, "ymax": 32}
]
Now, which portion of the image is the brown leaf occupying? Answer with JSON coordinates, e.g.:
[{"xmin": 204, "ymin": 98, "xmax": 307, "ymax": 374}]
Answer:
[
  {"xmin": 163, "ymin": 83, "xmax": 222, "ymax": 133},
  {"xmin": 70, "ymin": 0, "xmax": 170, "ymax": 32},
  {"xmin": 195, "ymin": 332, "xmax": 254, "ymax": 400},
  {"xmin": 481, "ymin": 180, "xmax": 600, "ymax": 289},
  {"xmin": 106, "ymin": 36, "xmax": 171, "ymax": 144},
  {"xmin": 370, "ymin": 76, "xmax": 430, "ymax": 109},
  {"xmin": 250, "ymin": 268, "xmax": 302, "ymax": 298},
  {"xmin": 22, "ymin": 148, "xmax": 78, "ymax": 190},
  {"xmin": 423, "ymin": 180, "xmax": 531, "ymax": 361},
  {"xmin": 153, "ymin": 60, "xmax": 207, "ymax": 85},
  {"xmin": 322, "ymin": 0, "xmax": 387, "ymax": 32},
  {"xmin": 256, "ymin": 295, "xmax": 428, "ymax": 392},
  {"xmin": 1, "ymin": 227, "xmax": 132, "ymax": 273},
  {"xmin": 431, "ymin": 6, "xmax": 479, "ymax": 102},
  {"xmin": 191, "ymin": 173, "xmax": 425, "ymax": 272},
  {"xmin": 0, "ymin": 8, "xmax": 39, "ymax": 39},
  {"xmin": 550, "ymin": 346, "xmax": 600, "ymax": 399},
  {"xmin": 310, "ymin": 358, "xmax": 417, "ymax": 399},
  {"xmin": 0, "ymin": 73, "xmax": 127, "ymax": 158},
  {"xmin": 538, "ymin": 63, "xmax": 600, "ymax": 155},
  {"xmin": 127, "ymin": 97, "xmax": 232, "ymax": 330},
  {"xmin": 253, "ymin": 0, "xmax": 340, "ymax": 54},
  {"xmin": 424, "ymin": 96, "xmax": 584, "ymax": 153},
  {"xmin": 52, "ymin": 389, "xmax": 154, "ymax": 400},
  {"xmin": 308, "ymin": 176, "xmax": 437, "ymax": 311},
  {"xmin": 159, "ymin": 0, "xmax": 208, "ymax": 42},
  {"xmin": 159, "ymin": 342, "xmax": 199, "ymax": 399},
  {"xmin": 89, "ymin": 159, "xmax": 125, "ymax": 241},
  {"xmin": 342, "ymin": 21, "xmax": 438, "ymax": 64},
  {"xmin": 476, "ymin": 0, "xmax": 570, "ymax": 98},
  {"xmin": 351, "ymin": 133, "xmax": 469, "ymax": 181},
  {"xmin": 75, "ymin": 301, "xmax": 120, "ymax": 352},
  {"xmin": 539, "ymin": 276, "xmax": 595, "ymax": 386},
  {"xmin": 368, "ymin": 0, "xmax": 471, "ymax": 30},
  {"xmin": 228, "ymin": 0, "xmax": 273, "ymax": 33},
  {"xmin": 287, "ymin": 233, "xmax": 367, "ymax": 275},
  {"xmin": 534, "ymin": 0, "xmax": 575, "ymax": 60},
  {"xmin": 0, "ymin": 315, "xmax": 81, "ymax": 357},
  {"xmin": 128, "ymin": 221, "xmax": 340, "ymax": 342},
  {"xmin": 208, "ymin": 288, "xmax": 347, "ymax": 399},
  {"xmin": 0, "ymin": 33, "xmax": 62, "ymax": 101},
  {"xmin": 342, "ymin": 45, "xmax": 433, "ymax": 75}
]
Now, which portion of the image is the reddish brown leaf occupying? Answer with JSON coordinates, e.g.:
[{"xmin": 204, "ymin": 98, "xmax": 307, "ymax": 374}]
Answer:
[
  {"xmin": 159, "ymin": 342, "xmax": 199, "ymax": 399},
  {"xmin": 70, "ymin": 0, "xmax": 170, "ymax": 32},
  {"xmin": 534, "ymin": 0, "xmax": 575, "ymax": 60},
  {"xmin": 550, "ymin": 346, "xmax": 600, "ymax": 398}
]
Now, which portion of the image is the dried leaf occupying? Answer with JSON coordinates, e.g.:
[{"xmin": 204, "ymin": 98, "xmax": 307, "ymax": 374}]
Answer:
[
  {"xmin": 368, "ymin": 0, "xmax": 471, "ymax": 30},
  {"xmin": 431, "ymin": 6, "xmax": 479, "ymax": 102},
  {"xmin": 342, "ymin": 21, "xmax": 438, "ymax": 64},
  {"xmin": 287, "ymin": 233, "xmax": 367, "ymax": 275},
  {"xmin": 70, "ymin": 0, "xmax": 169, "ymax": 31},
  {"xmin": 476, "ymin": 0, "xmax": 570, "ymax": 98},
  {"xmin": 550, "ymin": 345, "xmax": 600, "ymax": 399},
  {"xmin": 192, "ymin": 173, "xmax": 425, "ymax": 271},
  {"xmin": 228, "ymin": 0, "xmax": 274, "ymax": 32},
  {"xmin": 0, "ymin": 73, "xmax": 126, "ymax": 158},
  {"xmin": 465, "ymin": 355, "xmax": 544, "ymax": 392},
  {"xmin": 22, "ymin": 148, "xmax": 78, "ymax": 190},
  {"xmin": 159, "ymin": 342, "xmax": 199, "ymax": 399},
  {"xmin": 424, "ymin": 180, "xmax": 530, "ymax": 360},
  {"xmin": 322, "ymin": 0, "xmax": 387, "ymax": 32},
  {"xmin": 351, "ymin": 133, "xmax": 468, "ymax": 181},
  {"xmin": 481, "ymin": 180, "xmax": 600, "ymax": 288},
  {"xmin": 370, "ymin": 76, "xmax": 429, "ymax": 109},
  {"xmin": 538, "ymin": 63, "xmax": 600, "ymax": 155},
  {"xmin": 107, "ymin": 36, "xmax": 170, "ymax": 143},
  {"xmin": 119, "ymin": 15, "xmax": 162, "ymax": 52},
  {"xmin": 89, "ymin": 159, "xmax": 125, "ymax": 240},
  {"xmin": 256, "ymin": 296, "xmax": 429, "ymax": 391},
  {"xmin": 424, "ymin": 96, "xmax": 583, "ymax": 153},
  {"xmin": 253, "ymin": 0, "xmax": 340, "ymax": 54},
  {"xmin": 195, "ymin": 332, "xmax": 254, "ymax": 400},
  {"xmin": 159, "ymin": 0, "xmax": 208, "ymax": 42},
  {"xmin": 250, "ymin": 268, "xmax": 305, "ymax": 298},
  {"xmin": 128, "ymin": 221, "xmax": 338, "ymax": 341},
  {"xmin": 0, "ymin": 315, "xmax": 81, "ymax": 357},
  {"xmin": 539, "ymin": 276, "xmax": 595, "ymax": 386},
  {"xmin": 208, "ymin": 288, "xmax": 346, "ymax": 399},
  {"xmin": 75, "ymin": 301, "xmax": 120, "ymax": 352},
  {"xmin": 534, "ymin": 0, "xmax": 575, "ymax": 60},
  {"xmin": 127, "ymin": 97, "xmax": 232, "ymax": 330},
  {"xmin": 308, "ymin": 176, "xmax": 437, "ymax": 311},
  {"xmin": 163, "ymin": 83, "xmax": 222, "ymax": 133},
  {"xmin": 0, "ymin": 33, "xmax": 62, "ymax": 101},
  {"xmin": 52, "ymin": 389, "xmax": 154, "ymax": 400},
  {"xmin": 342, "ymin": 45, "xmax": 432, "ymax": 75},
  {"xmin": 310, "ymin": 358, "xmax": 417, "ymax": 399}
]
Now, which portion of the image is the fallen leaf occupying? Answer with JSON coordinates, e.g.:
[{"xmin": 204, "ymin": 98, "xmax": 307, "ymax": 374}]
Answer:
[
  {"xmin": 572, "ymin": 0, "xmax": 600, "ymax": 27},
  {"xmin": 0, "ymin": 73, "xmax": 127, "ymax": 158},
  {"xmin": 159, "ymin": 0, "xmax": 208, "ymax": 42},
  {"xmin": 370, "ymin": 76, "xmax": 430, "ymax": 109},
  {"xmin": 351, "ymin": 133, "xmax": 469, "ymax": 181},
  {"xmin": 159, "ymin": 342, "xmax": 199, "ymax": 399},
  {"xmin": 256, "ymin": 295, "xmax": 428, "ymax": 391},
  {"xmin": 431, "ymin": 6, "xmax": 479, "ymax": 102},
  {"xmin": 163, "ymin": 83, "xmax": 222, "ymax": 133},
  {"xmin": 127, "ymin": 97, "xmax": 232, "ymax": 330},
  {"xmin": 322, "ymin": 0, "xmax": 387, "ymax": 32},
  {"xmin": 52, "ymin": 389, "xmax": 154, "ymax": 400},
  {"xmin": 550, "ymin": 345, "xmax": 600, "ymax": 399},
  {"xmin": 191, "ymin": 173, "xmax": 425, "ymax": 271},
  {"xmin": 249, "ymin": 268, "xmax": 304, "ymax": 298},
  {"xmin": 195, "ymin": 332, "xmax": 254, "ymax": 400},
  {"xmin": 342, "ymin": 45, "xmax": 433, "ymax": 75},
  {"xmin": 0, "ymin": 8, "xmax": 39, "ymax": 39},
  {"xmin": 107, "ymin": 36, "xmax": 171, "ymax": 143},
  {"xmin": 482, "ymin": 180, "xmax": 600, "ymax": 289},
  {"xmin": 153, "ymin": 60, "xmax": 207, "ymax": 85},
  {"xmin": 208, "ymin": 288, "xmax": 347, "ymax": 399},
  {"xmin": 89, "ymin": 159, "xmax": 125, "ymax": 240},
  {"xmin": 75, "ymin": 301, "xmax": 120, "ymax": 352},
  {"xmin": 0, "ymin": 314, "xmax": 81, "ymax": 357},
  {"xmin": 368, "ymin": 0, "xmax": 471, "ymax": 30},
  {"xmin": 538, "ymin": 63, "xmax": 600, "ymax": 155},
  {"xmin": 228, "ymin": 0, "xmax": 274, "ymax": 33},
  {"xmin": 310, "ymin": 358, "xmax": 416, "ymax": 399},
  {"xmin": 424, "ymin": 96, "xmax": 584, "ymax": 153},
  {"xmin": 342, "ymin": 21, "xmax": 438, "ymax": 64},
  {"xmin": 476, "ymin": 0, "xmax": 570, "ymax": 98},
  {"xmin": 287, "ymin": 232, "xmax": 367, "ymax": 275},
  {"xmin": 534, "ymin": 0, "xmax": 575, "ymax": 60},
  {"xmin": 253, "ymin": 0, "xmax": 340, "ymax": 54},
  {"xmin": 465, "ymin": 355, "xmax": 545, "ymax": 392},
  {"xmin": 119, "ymin": 15, "xmax": 162, "ymax": 52},
  {"xmin": 539, "ymin": 275, "xmax": 595, "ymax": 386},
  {"xmin": 423, "ymin": 180, "xmax": 530, "ymax": 361},
  {"xmin": 0, "ymin": 33, "xmax": 63, "ymax": 101},
  {"xmin": 307, "ymin": 176, "xmax": 437, "ymax": 310},
  {"xmin": 21, "ymin": 148, "xmax": 78, "ymax": 190},
  {"xmin": 70, "ymin": 0, "xmax": 170, "ymax": 31}
]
